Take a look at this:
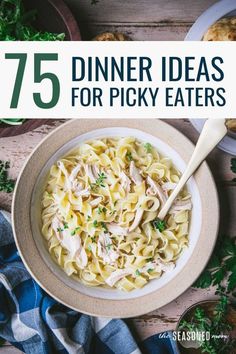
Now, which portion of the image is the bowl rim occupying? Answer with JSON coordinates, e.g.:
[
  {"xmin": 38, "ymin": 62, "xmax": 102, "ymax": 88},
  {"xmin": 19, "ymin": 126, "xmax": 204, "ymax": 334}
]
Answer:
[
  {"xmin": 46, "ymin": 0, "xmax": 81, "ymax": 41},
  {"xmin": 185, "ymin": 0, "xmax": 236, "ymax": 41},
  {"xmin": 12, "ymin": 119, "xmax": 219, "ymax": 318}
]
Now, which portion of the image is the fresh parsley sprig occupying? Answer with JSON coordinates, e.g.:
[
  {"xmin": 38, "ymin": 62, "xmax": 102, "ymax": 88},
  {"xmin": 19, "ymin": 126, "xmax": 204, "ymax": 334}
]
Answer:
[
  {"xmin": 194, "ymin": 236, "xmax": 236, "ymax": 296},
  {"xmin": 144, "ymin": 142, "xmax": 152, "ymax": 153},
  {"xmin": 0, "ymin": 0, "xmax": 65, "ymax": 41},
  {"xmin": 91, "ymin": 173, "xmax": 107, "ymax": 190},
  {"xmin": 152, "ymin": 219, "xmax": 166, "ymax": 232},
  {"xmin": 126, "ymin": 151, "xmax": 133, "ymax": 161},
  {"xmin": 0, "ymin": 160, "xmax": 15, "ymax": 193}
]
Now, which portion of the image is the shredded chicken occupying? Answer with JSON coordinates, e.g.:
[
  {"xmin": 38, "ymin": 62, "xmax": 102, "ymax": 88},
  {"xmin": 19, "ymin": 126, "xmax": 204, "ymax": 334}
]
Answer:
[
  {"xmin": 52, "ymin": 217, "xmax": 87, "ymax": 268},
  {"xmin": 107, "ymin": 223, "xmax": 128, "ymax": 236},
  {"xmin": 106, "ymin": 269, "xmax": 133, "ymax": 287},
  {"xmin": 129, "ymin": 208, "xmax": 144, "ymax": 232},
  {"xmin": 68, "ymin": 164, "xmax": 81, "ymax": 184},
  {"xmin": 90, "ymin": 197, "xmax": 103, "ymax": 207},
  {"xmin": 146, "ymin": 176, "xmax": 167, "ymax": 206},
  {"xmin": 141, "ymin": 259, "xmax": 175, "ymax": 273},
  {"xmin": 162, "ymin": 182, "xmax": 177, "ymax": 192},
  {"xmin": 84, "ymin": 164, "xmax": 96, "ymax": 183},
  {"xmin": 97, "ymin": 231, "xmax": 119, "ymax": 265},
  {"xmin": 130, "ymin": 161, "xmax": 143, "ymax": 185},
  {"xmin": 73, "ymin": 186, "xmax": 90, "ymax": 198},
  {"xmin": 169, "ymin": 198, "xmax": 192, "ymax": 214},
  {"xmin": 120, "ymin": 171, "xmax": 131, "ymax": 194}
]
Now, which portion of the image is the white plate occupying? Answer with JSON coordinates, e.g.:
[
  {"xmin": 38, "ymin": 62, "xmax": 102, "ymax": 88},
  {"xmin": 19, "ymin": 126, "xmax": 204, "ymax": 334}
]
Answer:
[
  {"xmin": 190, "ymin": 119, "xmax": 236, "ymax": 155},
  {"xmin": 31, "ymin": 127, "xmax": 202, "ymax": 301},
  {"xmin": 185, "ymin": 0, "xmax": 236, "ymax": 41}
]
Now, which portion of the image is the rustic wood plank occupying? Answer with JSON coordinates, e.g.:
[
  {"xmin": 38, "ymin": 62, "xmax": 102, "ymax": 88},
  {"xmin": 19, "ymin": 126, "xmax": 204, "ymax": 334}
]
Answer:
[
  {"xmin": 0, "ymin": 118, "xmax": 235, "ymax": 345},
  {"xmin": 0, "ymin": 120, "xmax": 55, "ymax": 138},
  {"xmin": 65, "ymin": 0, "xmax": 216, "ymax": 24},
  {"xmin": 79, "ymin": 23, "xmax": 191, "ymax": 40},
  {"xmin": 0, "ymin": 346, "xmax": 22, "ymax": 354}
]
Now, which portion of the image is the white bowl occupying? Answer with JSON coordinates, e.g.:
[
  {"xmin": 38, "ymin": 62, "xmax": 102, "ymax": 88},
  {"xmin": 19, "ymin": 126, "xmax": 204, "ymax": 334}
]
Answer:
[
  {"xmin": 31, "ymin": 127, "xmax": 202, "ymax": 300},
  {"xmin": 185, "ymin": 0, "xmax": 236, "ymax": 41},
  {"xmin": 13, "ymin": 119, "xmax": 219, "ymax": 317}
]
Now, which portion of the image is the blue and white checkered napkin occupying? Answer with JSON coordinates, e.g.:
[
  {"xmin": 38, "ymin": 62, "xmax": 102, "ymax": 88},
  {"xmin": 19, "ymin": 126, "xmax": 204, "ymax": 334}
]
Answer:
[{"xmin": 0, "ymin": 210, "xmax": 179, "ymax": 354}]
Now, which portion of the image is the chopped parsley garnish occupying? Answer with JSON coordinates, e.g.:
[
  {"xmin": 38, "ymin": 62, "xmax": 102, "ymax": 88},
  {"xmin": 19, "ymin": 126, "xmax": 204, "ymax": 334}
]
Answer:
[
  {"xmin": 90, "ymin": 236, "xmax": 96, "ymax": 243},
  {"xmin": 195, "ymin": 236, "xmax": 236, "ymax": 295},
  {"xmin": 57, "ymin": 227, "xmax": 63, "ymax": 232},
  {"xmin": 109, "ymin": 210, "xmax": 116, "ymax": 215},
  {"xmin": 93, "ymin": 220, "xmax": 98, "ymax": 227},
  {"xmin": 152, "ymin": 219, "xmax": 166, "ymax": 232},
  {"xmin": 0, "ymin": 160, "xmax": 15, "ymax": 193},
  {"xmin": 144, "ymin": 143, "xmax": 152, "ymax": 153},
  {"xmin": 147, "ymin": 268, "xmax": 153, "ymax": 273},
  {"xmin": 87, "ymin": 215, "xmax": 91, "ymax": 221},
  {"xmin": 147, "ymin": 257, "xmax": 154, "ymax": 262},
  {"xmin": 135, "ymin": 269, "xmax": 141, "ymax": 276},
  {"xmin": 96, "ymin": 173, "xmax": 106, "ymax": 187},
  {"xmin": 87, "ymin": 244, "xmax": 92, "ymax": 251},
  {"xmin": 101, "ymin": 221, "xmax": 108, "ymax": 233},
  {"xmin": 71, "ymin": 227, "xmax": 80, "ymax": 236},
  {"xmin": 97, "ymin": 207, "xmax": 107, "ymax": 214},
  {"xmin": 105, "ymin": 244, "xmax": 112, "ymax": 251},
  {"xmin": 63, "ymin": 223, "xmax": 69, "ymax": 229},
  {"xmin": 91, "ymin": 173, "xmax": 107, "ymax": 190},
  {"xmin": 126, "ymin": 151, "xmax": 133, "ymax": 161}
]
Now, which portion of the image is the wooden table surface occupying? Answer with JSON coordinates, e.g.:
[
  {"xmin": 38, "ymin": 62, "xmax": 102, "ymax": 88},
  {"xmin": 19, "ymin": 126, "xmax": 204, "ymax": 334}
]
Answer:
[
  {"xmin": 1, "ymin": 0, "xmax": 235, "ymax": 352},
  {"xmin": 0, "ymin": 118, "xmax": 235, "ymax": 353}
]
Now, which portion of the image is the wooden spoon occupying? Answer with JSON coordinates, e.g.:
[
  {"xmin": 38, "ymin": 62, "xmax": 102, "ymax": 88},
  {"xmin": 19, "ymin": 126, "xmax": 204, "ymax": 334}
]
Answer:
[{"xmin": 158, "ymin": 119, "xmax": 227, "ymax": 220}]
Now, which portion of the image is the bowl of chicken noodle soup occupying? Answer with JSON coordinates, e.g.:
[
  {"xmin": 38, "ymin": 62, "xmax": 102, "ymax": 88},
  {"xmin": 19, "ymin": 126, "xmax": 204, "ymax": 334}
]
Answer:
[{"xmin": 13, "ymin": 120, "xmax": 219, "ymax": 317}]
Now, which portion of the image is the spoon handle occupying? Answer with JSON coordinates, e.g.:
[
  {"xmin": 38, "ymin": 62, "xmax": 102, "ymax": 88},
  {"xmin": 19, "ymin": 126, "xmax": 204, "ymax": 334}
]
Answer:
[{"xmin": 158, "ymin": 119, "xmax": 227, "ymax": 220}]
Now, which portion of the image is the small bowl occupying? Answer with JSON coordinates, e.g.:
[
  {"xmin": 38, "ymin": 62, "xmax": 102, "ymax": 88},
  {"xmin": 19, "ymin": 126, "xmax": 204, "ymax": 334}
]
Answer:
[
  {"xmin": 176, "ymin": 300, "xmax": 236, "ymax": 353},
  {"xmin": 23, "ymin": 0, "xmax": 81, "ymax": 41},
  {"xmin": 185, "ymin": 0, "xmax": 236, "ymax": 41},
  {"xmin": 12, "ymin": 120, "xmax": 219, "ymax": 317},
  {"xmin": 190, "ymin": 119, "xmax": 236, "ymax": 155}
]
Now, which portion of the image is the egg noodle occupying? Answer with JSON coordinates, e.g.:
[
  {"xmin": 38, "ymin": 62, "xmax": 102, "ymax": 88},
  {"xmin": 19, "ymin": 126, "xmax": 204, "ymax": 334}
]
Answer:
[{"xmin": 41, "ymin": 137, "xmax": 192, "ymax": 291}]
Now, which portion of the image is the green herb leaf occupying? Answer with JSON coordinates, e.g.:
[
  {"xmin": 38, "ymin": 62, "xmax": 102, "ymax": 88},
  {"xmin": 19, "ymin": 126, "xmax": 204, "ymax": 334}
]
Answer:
[
  {"xmin": 178, "ymin": 295, "xmax": 236, "ymax": 354},
  {"xmin": 147, "ymin": 268, "xmax": 153, "ymax": 273},
  {"xmin": 105, "ymin": 244, "xmax": 112, "ymax": 251},
  {"xmin": 97, "ymin": 206, "xmax": 107, "ymax": 214},
  {"xmin": 194, "ymin": 236, "xmax": 236, "ymax": 296},
  {"xmin": 135, "ymin": 269, "xmax": 141, "ymax": 276},
  {"xmin": 93, "ymin": 220, "xmax": 98, "ymax": 227},
  {"xmin": 0, "ymin": 0, "xmax": 65, "ymax": 41},
  {"xmin": 90, "ymin": 236, "xmax": 96, "ymax": 243},
  {"xmin": 126, "ymin": 151, "xmax": 133, "ymax": 161},
  {"xmin": 152, "ymin": 219, "xmax": 166, "ymax": 232},
  {"xmin": 0, "ymin": 161, "xmax": 15, "ymax": 193},
  {"xmin": 91, "ymin": 172, "xmax": 107, "ymax": 189},
  {"xmin": 101, "ymin": 221, "xmax": 108, "ymax": 233},
  {"xmin": 71, "ymin": 227, "xmax": 80, "ymax": 236},
  {"xmin": 144, "ymin": 143, "xmax": 152, "ymax": 153}
]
